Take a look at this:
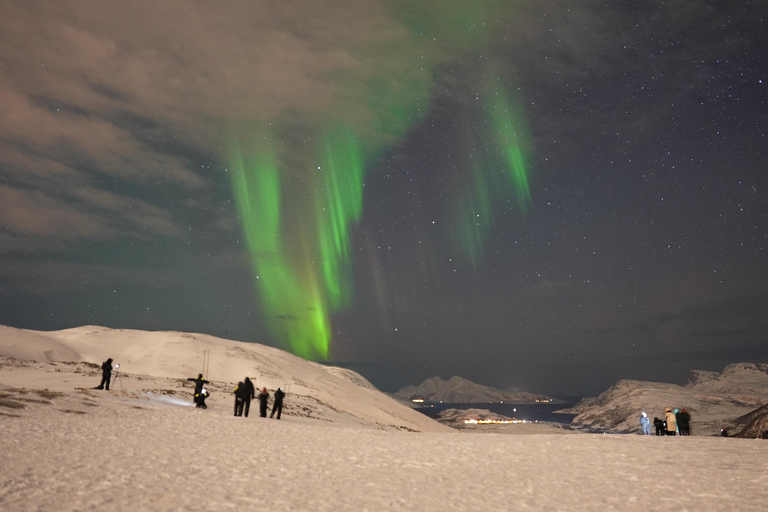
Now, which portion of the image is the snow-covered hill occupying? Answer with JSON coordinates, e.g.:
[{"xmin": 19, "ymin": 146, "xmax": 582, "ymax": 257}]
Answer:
[
  {"xmin": 394, "ymin": 375, "xmax": 560, "ymax": 404},
  {"xmin": 0, "ymin": 324, "xmax": 450, "ymax": 432},
  {"xmin": 559, "ymin": 363, "xmax": 768, "ymax": 436}
]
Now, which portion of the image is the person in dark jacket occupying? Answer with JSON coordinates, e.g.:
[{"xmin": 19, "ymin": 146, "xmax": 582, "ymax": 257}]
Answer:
[
  {"xmin": 241, "ymin": 377, "xmax": 255, "ymax": 417},
  {"xmin": 95, "ymin": 358, "xmax": 113, "ymax": 390},
  {"xmin": 270, "ymin": 388, "xmax": 285, "ymax": 419},
  {"xmin": 653, "ymin": 417, "xmax": 665, "ymax": 436},
  {"xmin": 257, "ymin": 387, "xmax": 270, "ymax": 417},
  {"xmin": 677, "ymin": 408, "xmax": 691, "ymax": 436},
  {"xmin": 194, "ymin": 388, "xmax": 209, "ymax": 409},
  {"xmin": 234, "ymin": 382, "xmax": 245, "ymax": 416},
  {"xmin": 187, "ymin": 374, "xmax": 208, "ymax": 401}
]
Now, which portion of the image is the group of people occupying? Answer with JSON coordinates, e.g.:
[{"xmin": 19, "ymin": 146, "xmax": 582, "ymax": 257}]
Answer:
[
  {"xmin": 640, "ymin": 407, "xmax": 691, "ymax": 435},
  {"xmin": 233, "ymin": 378, "xmax": 285, "ymax": 419},
  {"xmin": 186, "ymin": 372, "xmax": 285, "ymax": 419},
  {"xmin": 93, "ymin": 359, "xmax": 287, "ymax": 418}
]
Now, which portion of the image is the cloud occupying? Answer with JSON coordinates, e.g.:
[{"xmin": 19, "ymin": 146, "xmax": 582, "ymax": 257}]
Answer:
[
  {"xmin": 0, "ymin": 257, "xmax": 176, "ymax": 297},
  {"xmin": 0, "ymin": 0, "xmax": 445, "ymax": 253}
]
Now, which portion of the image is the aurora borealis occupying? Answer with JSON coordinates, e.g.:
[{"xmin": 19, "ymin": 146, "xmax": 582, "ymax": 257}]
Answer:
[
  {"xmin": 229, "ymin": 81, "xmax": 533, "ymax": 359},
  {"xmin": 228, "ymin": 127, "xmax": 368, "ymax": 360},
  {"xmin": 1, "ymin": 1, "xmax": 767, "ymax": 395}
]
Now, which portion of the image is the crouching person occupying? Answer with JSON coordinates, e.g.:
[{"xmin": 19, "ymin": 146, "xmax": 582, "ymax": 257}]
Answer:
[{"xmin": 195, "ymin": 388, "xmax": 210, "ymax": 409}]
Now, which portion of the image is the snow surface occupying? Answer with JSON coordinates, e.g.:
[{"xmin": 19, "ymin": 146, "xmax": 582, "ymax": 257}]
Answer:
[
  {"xmin": 0, "ymin": 324, "xmax": 449, "ymax": 433},
  {"xmin": 2, "ymin": 325, "xmax": 768, "ymax": 511},
  {"xmin": 2, "ymin": 388, "xmax": 767, "ymax": 511}
]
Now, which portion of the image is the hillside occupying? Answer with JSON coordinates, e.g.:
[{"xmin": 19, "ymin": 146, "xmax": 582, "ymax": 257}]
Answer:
[
  {"xmin": 0, "ymin": 324, "xmax": 450, "ymax": 433},
  {"xmin": 558, "ymin": 363, "xmax": 768, "ymax": 436}
]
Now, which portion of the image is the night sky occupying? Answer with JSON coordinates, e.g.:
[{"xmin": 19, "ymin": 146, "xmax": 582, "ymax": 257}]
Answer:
[{"xmin": 1, "ymin": 1, "xmax": 766, "ymax": 396}]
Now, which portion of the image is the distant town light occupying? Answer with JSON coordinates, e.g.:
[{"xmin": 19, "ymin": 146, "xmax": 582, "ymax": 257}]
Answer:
[
  {"xmin": 464, "ymin": 418, "xmax": 529, "ymax": 424},
  {"xmin": 411, "ymin": 399, "xmax": 424, "ymax": 403}
]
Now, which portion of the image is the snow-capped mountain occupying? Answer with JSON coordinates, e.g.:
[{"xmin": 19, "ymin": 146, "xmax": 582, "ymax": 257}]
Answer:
[
  {"xmin": 559, "ymin": 363, "xmax": 768, "ymax": 436},
  {"xmin": 394, "ymin": 375, "xmax": 561, "ymax": 404}
]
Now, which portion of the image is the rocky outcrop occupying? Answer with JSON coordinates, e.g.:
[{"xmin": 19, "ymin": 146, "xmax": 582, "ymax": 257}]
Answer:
[
  {"xmin": 734, "ymin": 403, "xmax": 768, "ymax": 439},
  {"xmin": 567, "ymin": 363, "xmax": 768, "ymax": 435},
  {"xmin": 685, "ymin": 370, "xmax": 718, "ymax": 386}
]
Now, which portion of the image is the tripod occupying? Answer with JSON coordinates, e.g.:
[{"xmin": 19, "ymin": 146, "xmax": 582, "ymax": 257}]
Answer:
[{"xmin": 112, "ymin": 365, "xmax": 124, "ymax": 389}]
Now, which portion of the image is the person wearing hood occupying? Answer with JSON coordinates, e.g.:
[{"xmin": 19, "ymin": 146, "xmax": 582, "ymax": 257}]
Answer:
[
  {"xmin": 271, "ymin": 388, "xmax": 285, "ymax": 420},
  {"xmin": 194, "ymin": 388, "xmax": 209, "ymax": 409},
  {"xmin": 234, "ymin": 382, "xmax": 245, "ymax": 416},
  {"xmin": 677, "ymin": 408, "xmax": 691, "ymax": 436},
  {"xmin": 241, "ymin": 377, "xmax": 255, "ymax": 417},
  {"xmin": 95, "ymin": 358, "xmax": 113, "ymax": 390},
  {"xmin": 664, "ymin": 407, "xmax": 677, "ymax": 436},
  {"xmin": 187, "ymin": 373, "xmax": 209, "ymax": 399},
  {"xmin": 257, "ymin": 387, "xmax": 270, "ymax": 418},
  {"xmin": 640, "ymin": 412, "xmax": 651, "ymax": 435}
]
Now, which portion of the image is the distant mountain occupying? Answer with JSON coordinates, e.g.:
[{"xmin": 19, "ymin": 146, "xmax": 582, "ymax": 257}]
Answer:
[
  {"xmin": 558, "ymin": 363, "xmax": 768, "ymax": 436},
  {"xmin": 394, "ymin": 375, "xmax": 562, "ymax": 404}
]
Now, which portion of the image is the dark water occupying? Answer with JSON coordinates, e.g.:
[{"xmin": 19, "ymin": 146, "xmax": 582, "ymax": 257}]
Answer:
[{"xmin": 414, "ymin": 402, "xmax": 577, "ymax": 424}]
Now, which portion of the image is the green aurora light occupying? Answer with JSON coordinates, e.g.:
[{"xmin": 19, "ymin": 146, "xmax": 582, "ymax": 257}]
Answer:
[
  {"xmin": 228, "ymin": 4, "xmax": 533, "ymax": 359},
  {"xmin": 451, "ymin": 82, "xmax": 533, "ymax": 267},
  {"xmin": 229, "ymin": 139, "xmax": 331, "ymax": 360}
]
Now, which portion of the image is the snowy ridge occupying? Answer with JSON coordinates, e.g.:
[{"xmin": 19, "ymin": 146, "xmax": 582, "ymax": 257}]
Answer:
[
  {"xmin": 0, "ymin": 324, "xmax": 450, "ymax": 432},
  {"xmin": 560, "ymin": 363, "xmax": 768, "ymax": 436}
]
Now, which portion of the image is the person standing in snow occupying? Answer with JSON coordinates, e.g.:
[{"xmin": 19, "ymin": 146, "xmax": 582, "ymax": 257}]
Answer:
[
  {"xmin": 653, "ymin": 417, "xmax": 665, "ymax": 435},
  {"xmin": 95, "ymin": 358, "xmax": 113, "ymax": 390},
  {"xmin": 241, "ymin": 377, "xmax": 255, "ymax": 417},
  {"xmin": 271, "ymin": 388, "xmax": 285, "ymax": 419},
  {"xmin": 234, "ymin": 382, "xmax": 245, "ymax": 416},
  {"xmin": 664, "ymin": 407, "xmax": 677, "ymax": 436},
  {"xmin": 257, "ymin": 387, "xmax": 270, "ymax": 418},
  {"xmin": 187, "ymin": 373, "xmax": 208, "ymax": 399},
  {"xmin": 640, "ymin": 412, "xmax": 651, "ymax": 435},
  {"xmin": 677, "ymin": 408, "xmax": 691, "ymax": 436}
]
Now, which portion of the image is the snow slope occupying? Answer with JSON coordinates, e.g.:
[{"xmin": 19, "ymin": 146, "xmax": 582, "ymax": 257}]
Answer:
[
  {"xmin": 0, "ymin": 324, "xmax": 449, "ymax": 432},
  {"xmin": 1, "ymin": 386, "xmax": 766, "ymax": 511},
  {"xmin": 2, "ymin": 325, "xmax": 768, "ymax": 510}
]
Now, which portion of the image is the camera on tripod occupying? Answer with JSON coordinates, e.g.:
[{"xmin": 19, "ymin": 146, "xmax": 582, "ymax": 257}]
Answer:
[{"xmin": 112, "ymin": 363, "xmax": 123, "ymax": 388}]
